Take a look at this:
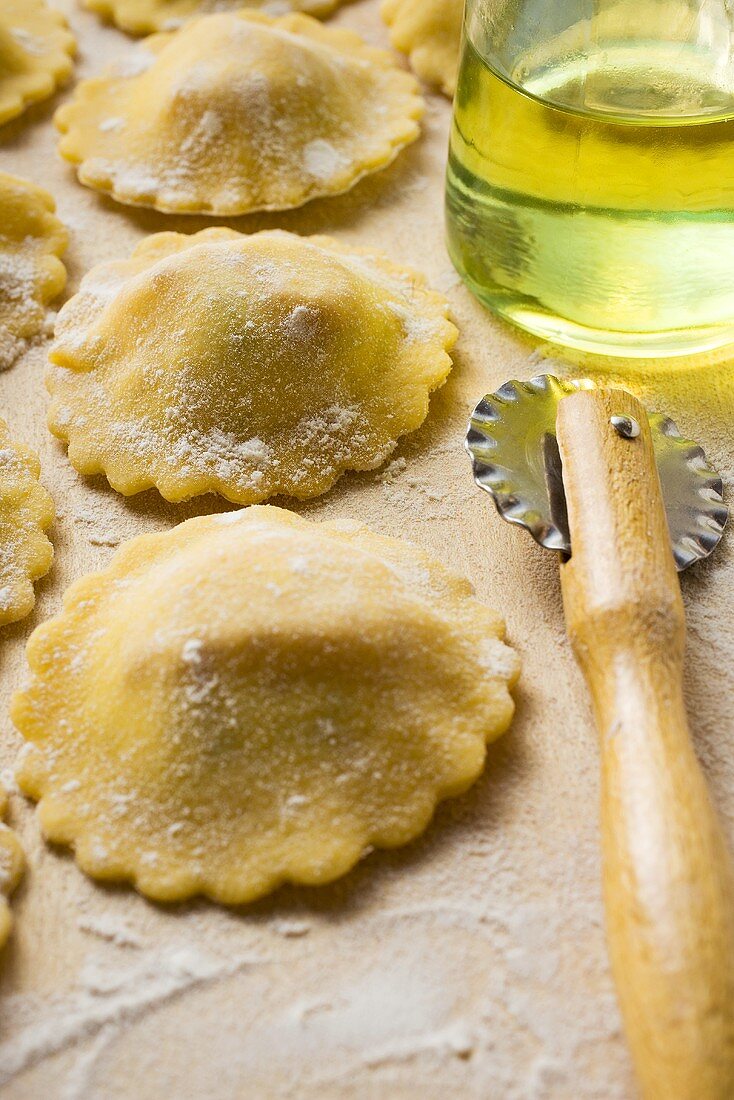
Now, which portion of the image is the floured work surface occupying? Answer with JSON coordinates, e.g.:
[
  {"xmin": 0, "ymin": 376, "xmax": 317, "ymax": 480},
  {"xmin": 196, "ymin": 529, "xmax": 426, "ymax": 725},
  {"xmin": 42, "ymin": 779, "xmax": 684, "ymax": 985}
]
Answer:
[{"xmin": 2, "ymin": 2, "xmax": 734, "ymax": 1097}]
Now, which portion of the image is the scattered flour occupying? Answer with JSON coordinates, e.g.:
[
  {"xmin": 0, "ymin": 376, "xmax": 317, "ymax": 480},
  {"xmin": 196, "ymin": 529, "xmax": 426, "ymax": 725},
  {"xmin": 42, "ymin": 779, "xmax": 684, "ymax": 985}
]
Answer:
[
  {"xmin": 0, "ymin": 946, "xmax": 261, "ymax": 1087},
  {"xmin": 77, "ymin": 913, "xmax": 144, "ymax": 949},
  {"xmin": 271, "ymin": 918, "xmax": 312, "ymax": 939},
  {"xmin": 215, "ymin": 509, "xmax": 247, "ymax": 525},
  {"xmin": 9, "ymin": 28, "xmax": 46, "ymax": 56},
  {"xmin": 87, "ymin": 531, "xmax": 122, "ymax": 548},
  {"xmin": 303, "ymin": 139, "xmax": 347, "ymax": 181},
  {"xmin": 378, "ymin": 457, "xmax": 407, "ymax": 484},
  {"xmin": 60, "ymin": 1025, "xmax": 116, "ymax": 1100},
  {"xmin": 0, "ymin": 250, "xmax": 43, "ymax": 371},
  {"xmin": 362, "ymin": 1021, "xmax": 477, "ymax": 1067},
  {"xmin": 72, "ymin": 508, "xmax": 122, "ymax": 548},
  {"xmin": 112, "ymin": 49, "xmax": 154, "ymax": 78},
  {"xmin": 98, "ymin": 117, "xmax": 125, "ymax": 133},
  {"xmin": 0, "ymin": 769, "xmax": 18, "ymax": 796}
]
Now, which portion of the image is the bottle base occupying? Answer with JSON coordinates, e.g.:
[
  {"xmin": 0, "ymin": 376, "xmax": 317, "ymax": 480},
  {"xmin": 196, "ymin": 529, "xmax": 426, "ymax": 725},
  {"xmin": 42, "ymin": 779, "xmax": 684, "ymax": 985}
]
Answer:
[{"xmin": 448, "ymin": 243, "xmax": 734, "ymax": 360}]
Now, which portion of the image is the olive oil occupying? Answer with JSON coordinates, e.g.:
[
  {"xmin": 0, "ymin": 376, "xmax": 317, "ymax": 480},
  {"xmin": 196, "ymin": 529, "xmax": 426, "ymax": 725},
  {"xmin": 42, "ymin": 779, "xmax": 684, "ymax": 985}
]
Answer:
[{"xmin": 446, "ymin": 15, "xmax": 734, "ymax": 356}]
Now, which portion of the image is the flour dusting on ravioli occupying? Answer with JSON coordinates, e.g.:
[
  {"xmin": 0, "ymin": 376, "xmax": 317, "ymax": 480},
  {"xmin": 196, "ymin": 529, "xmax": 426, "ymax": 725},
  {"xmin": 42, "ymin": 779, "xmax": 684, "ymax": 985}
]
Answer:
[
  {"xmin": 55, "ymin": 11, "xmax": 423, "ymax": 215},
  {"xmin": 47, "ymin": 229, "xmax": 456, "ymax": 505},
  {"xmin": 14, "ymin": 507, "xmax": 518, "ymax": 905},
  {"xmin": 0, "ymin": 417, "xmax": 54, "ymax": 625},
  {"xmin": 0, "ymin": 171, "xmax": 67, "ymax": 370}
]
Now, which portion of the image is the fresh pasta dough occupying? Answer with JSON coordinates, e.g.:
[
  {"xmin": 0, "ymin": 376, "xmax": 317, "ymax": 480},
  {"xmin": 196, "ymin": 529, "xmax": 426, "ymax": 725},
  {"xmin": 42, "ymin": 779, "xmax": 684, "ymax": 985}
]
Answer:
[
  {"xmin": 0, "ymin": 0, "xmax": 75, "ymax": 126},
  {"xmin": 0, "ymin": 171, "xmax": 68, "ymax": 371},
  {"xmin": 0, "ymin": 786, "xmax": 24, "ymax": 949},
  {"xmin": 84, "ymin": 0, "xmax": 345, "ymax": 37},
  {"xmin": 13, "ymin": 506, "xmax": 519, "ymax": 904},
  {"xmin": 47, "ymin": 228, "xmax": 456, "ymax": 504},
  {"xmin": 381, "ymin": 0, "xmax": 463, "ymax": 98},
  {"xmin": 55, "ymin": 11, "xmax": 423, "ymax": 214},
  {"xmin": 0, "ymin": 417, "xmax": 54, "ymax": 625}
]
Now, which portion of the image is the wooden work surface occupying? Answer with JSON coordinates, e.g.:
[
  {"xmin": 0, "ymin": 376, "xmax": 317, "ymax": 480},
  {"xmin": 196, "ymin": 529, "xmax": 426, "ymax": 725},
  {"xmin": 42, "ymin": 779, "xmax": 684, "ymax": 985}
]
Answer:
[{"xmin": 2, "ymin": 2, "xmax": 734, "ymax": 1096}]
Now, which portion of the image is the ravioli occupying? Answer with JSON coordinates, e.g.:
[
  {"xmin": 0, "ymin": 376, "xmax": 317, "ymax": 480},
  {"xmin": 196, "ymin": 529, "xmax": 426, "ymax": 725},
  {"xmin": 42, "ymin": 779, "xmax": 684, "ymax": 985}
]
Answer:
[
  {"xmin": 0, "ymin": 171, "xmax": 68, "ymax": 371},
  {"xmin": 381, "ymin": 0, "xmax": 463, "ymax": 98},
  {"xmin": 84, "ymin": 0, "xmax": 345, "ymax": 37},
  {"xmin": 47, "ymin": 228, "xmax": 456, "ymax": 505},
  {"xmin": 0, "ymin": 786, "xmax": 23, "ymax": 948},
  {"xmin": 0, "ymin": 418, "xmax": 54, "ymax": 625},
  {"xmin": 0, "ymin": 0, "xmax": 75, "ymax": 126},
  {"xmin": 13, "ymin": 506, "xmax": 519, "ymax": 904},
  {"xmin": 55, "ymin": 11, "xmax": 423, "ymax": 215}
]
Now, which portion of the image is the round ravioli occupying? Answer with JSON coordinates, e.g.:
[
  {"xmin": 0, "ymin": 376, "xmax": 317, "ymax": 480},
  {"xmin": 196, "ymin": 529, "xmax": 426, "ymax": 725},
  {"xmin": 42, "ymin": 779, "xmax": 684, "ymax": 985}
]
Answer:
[
  {"xmin": 0, "ymin": 786, "xmax": 24, "ymax": 949},
  {"xmin": 55, "ymin": 11, "xmax": 423, "ymax": 215},
  {"xmin": 0, "ymin": 0, "xmax": 75, "ymax": 126},
  {"xmin": 85, "ymin": 0, "xmax": 345, "ymax": 37},
  {"xmin": 381, "ymin": 0, "xmax": 463, "ymax": 98},
  {"xmin": 0, "ymin": 418, "xmax": 54, "ymax": 625},
  {"xmin": 0, "ymin": 171, "xmax": 68, "ymax": 371},
  {"xmin": 13, "ymin": 506, "xmax": 519, "ymax": 904},
  {"xmin": 47, "ymin": 228, "xmax": 456, "ymax": 504}
]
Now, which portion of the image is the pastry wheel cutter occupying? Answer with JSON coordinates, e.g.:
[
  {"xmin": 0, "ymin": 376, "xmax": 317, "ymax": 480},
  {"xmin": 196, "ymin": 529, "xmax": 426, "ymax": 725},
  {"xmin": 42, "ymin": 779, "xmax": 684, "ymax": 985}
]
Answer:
[{"xmin": 466, "ymin": 377, "xmax": 734, "ymax": 1100}]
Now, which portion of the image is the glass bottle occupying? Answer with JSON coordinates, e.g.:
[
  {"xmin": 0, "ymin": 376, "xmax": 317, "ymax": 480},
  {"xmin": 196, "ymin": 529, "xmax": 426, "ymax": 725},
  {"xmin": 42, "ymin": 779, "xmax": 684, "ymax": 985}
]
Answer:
[{"xmin": 446, "ymin": 0, "xmax": 734, "ymax": 357}]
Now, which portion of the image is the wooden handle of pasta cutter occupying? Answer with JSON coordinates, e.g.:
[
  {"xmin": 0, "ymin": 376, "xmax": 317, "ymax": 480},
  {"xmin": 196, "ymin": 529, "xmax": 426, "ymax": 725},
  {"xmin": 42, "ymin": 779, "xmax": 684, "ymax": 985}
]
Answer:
[{"xmin": 556, "ymin": 387, "xmax": 734, "ymax": 1100}]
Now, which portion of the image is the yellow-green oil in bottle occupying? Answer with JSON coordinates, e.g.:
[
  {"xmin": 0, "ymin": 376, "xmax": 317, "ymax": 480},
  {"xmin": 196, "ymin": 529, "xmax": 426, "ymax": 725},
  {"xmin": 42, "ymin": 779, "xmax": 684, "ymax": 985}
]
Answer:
[{"xmin": 446, "ymin": 7, "xmax": 734, "ymax": 356}]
